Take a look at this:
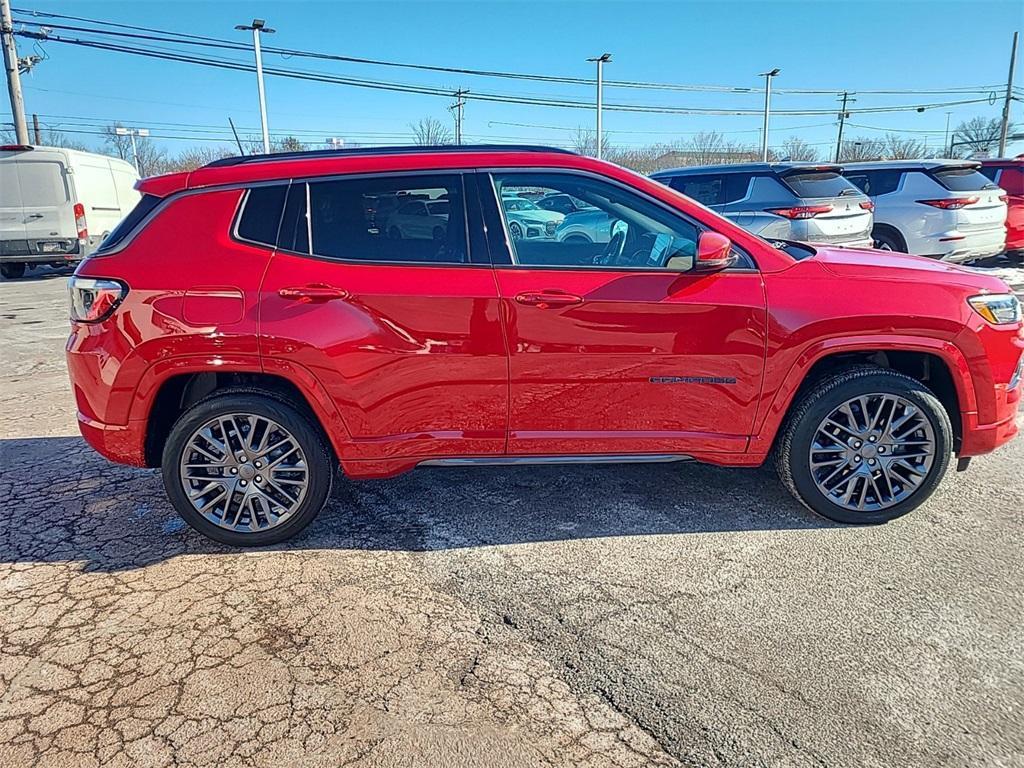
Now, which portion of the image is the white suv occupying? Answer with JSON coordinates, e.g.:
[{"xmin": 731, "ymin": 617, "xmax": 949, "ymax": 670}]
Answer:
[{"xmin": 841, "ymin": 160, "xmax": 1007, "ymax": 263}]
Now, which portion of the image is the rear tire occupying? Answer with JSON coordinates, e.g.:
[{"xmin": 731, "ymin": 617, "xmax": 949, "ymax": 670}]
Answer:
[
  {"xmin": 161, "ymin": 392, "xmax": 334, "ymax": 546},
  {"xmin": 776, "ymin": 367, "xmax": 952, "ymax": 525},
  {"xmin": 1, "ymin": 262, "xmax": 26, "ymax": 279},
  {"xmin": 872, "ymin": 228, "xmax": 906, "ymax": 253}
]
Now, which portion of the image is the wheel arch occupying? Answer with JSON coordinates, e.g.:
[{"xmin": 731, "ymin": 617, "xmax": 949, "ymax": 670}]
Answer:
[{"xmin": 754, "ymin": 337, "xmax": 974, "ymax": 455}]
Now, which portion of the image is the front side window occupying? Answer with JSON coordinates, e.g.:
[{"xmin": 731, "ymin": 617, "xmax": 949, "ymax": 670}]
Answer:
[
  {"xmin": 278, "ymin": 174, "xmax": 469, "ymax": 264},
  {"xmin": 492, "ymin": 172, "xmax": 711, "ymax": 270}
]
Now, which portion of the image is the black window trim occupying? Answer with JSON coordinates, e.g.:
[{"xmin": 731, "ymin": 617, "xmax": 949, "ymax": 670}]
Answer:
[
  {"xmin": 231, "ymin": 183, "xmax": 291, "ymax": 251},
  {"xmin": 269, "ymin": 169, "xmax": 488, "ymax": 269},
  {"xmin": 481, "ymin": 167, "xmax": 759, "ymax": 274}
]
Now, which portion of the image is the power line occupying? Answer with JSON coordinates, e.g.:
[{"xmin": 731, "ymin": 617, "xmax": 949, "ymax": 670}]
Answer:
[
  {"xmin": 13, "ymin": 28, "xmax": 1001, "ymax": 117},
  {"xmin": 9, "ymin": 8, "xmax": 1009, "ymax": 97}
]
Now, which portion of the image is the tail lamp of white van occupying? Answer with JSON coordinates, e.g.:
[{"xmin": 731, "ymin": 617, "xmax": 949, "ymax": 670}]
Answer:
[
  {"xmin": 68, "ymin": 277, "xmax": 127, "ymax": 323},
  {"xmin": 73, "ymin": 203, "xmax": 89, "ymax": 243}
]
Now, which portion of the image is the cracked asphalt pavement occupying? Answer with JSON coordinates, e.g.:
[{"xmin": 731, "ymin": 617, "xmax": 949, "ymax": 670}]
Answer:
[{"xmin": 2, "ymin": 269, "xmax": 1022, "ymax": 767}]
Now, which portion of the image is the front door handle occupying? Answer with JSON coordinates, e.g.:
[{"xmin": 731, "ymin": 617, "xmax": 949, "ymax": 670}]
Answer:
[
  {"xmin": 514, "ymin": 291, "xmax": 584, "ymax": 309},
  {"xmin": 278, "ymin": 284, "xmax": 350, "ymax": 303}
]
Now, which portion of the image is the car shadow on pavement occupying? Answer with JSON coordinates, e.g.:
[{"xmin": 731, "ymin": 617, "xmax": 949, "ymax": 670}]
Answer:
[{"xmin": 0, "ymin": 436, "xmax": 835, "ymax": 571}]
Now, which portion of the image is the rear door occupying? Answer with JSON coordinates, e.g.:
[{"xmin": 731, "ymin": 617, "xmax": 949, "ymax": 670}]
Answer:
[
  {"xmin": 17, "ymin": 154, "xmax": 74, "ymax": 247},
  {"xmin": 929, "ymin": 165, "xmax": 1007, "ymax": 234},
  {"xmin": 258, "ymin": 172, "xmax": 508, "ymax": 464},
  {"xmin": 0, "ymin": 156, "xmax": 26, "ymax": 249}
]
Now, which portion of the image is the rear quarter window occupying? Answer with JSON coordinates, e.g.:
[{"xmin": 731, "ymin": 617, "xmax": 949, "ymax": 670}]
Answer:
[
  {"xmin": 929, "ymin": 167, "xmax": 997, "ymax": 192},
  {"xmin": 96, "ymin": 193, "xmax": 161, "ymax": 252},
  {"xmin": 780, "ymin": 171, "xmax": 859, "ymax": 199},
  {"xmin": 669, "ymin": 175, "xmax": 723, "ymax": 206},
  {"xmin": 236, "ymin": 185, "xmax": 288, "ymax": 247}
]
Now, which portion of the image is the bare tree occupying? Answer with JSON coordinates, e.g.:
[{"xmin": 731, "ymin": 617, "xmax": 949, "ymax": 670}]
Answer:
[
  {"xmin": 160, "ymin": 146, "xmax": 235, "ymax": 172},
  {"xmin": 950, "ymin": 116, "xmax": 1008, "ymax": 157},
  {"xmin": 684, "ymin": 131, "xmax": 728, "ymax": 165},
  {"xmin": 883, "ymin": 133, "xmax": 926, "ymax": 160},
  {"xmin": 409, "ymin": 117, "xmax": 453, "ymax": 146},
  {"xmin": 780, "ymin": 136, "xmax": 818, "ymax": 162},
  {"xmin": 839, "ymin": 136, "xmax": 885, "ymax": 162},
  {"xmin": 571, "ymin": 128, "xmax": 597, "ymax": 156}
]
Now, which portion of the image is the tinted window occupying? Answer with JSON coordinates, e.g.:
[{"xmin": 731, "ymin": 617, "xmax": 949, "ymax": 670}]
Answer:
[
  {"xmin": 305, "ymin": 174, "xmax": 468, "ymax": 264},
  {"xmin": 781, "ymin": 171, "xmax": 860, "ymax": 198},
  {"xmin": 930, "ymin": 167, "xmax": 998, "ymax": 192},
  {"xmin": 236, "ymin": 185, "xmax": 287, "ymax": 247},
  {"xmin": 979, "ymin": 166, "xmax": 1000, "ymax": 183},
  {"xmin": 96, "ymin": 193, "xmax": 161, "ymax": 252},
  {"xmin": 279, "ymin": 183, "xmax": 309, "ymax": 254},
  {"xmin": 723, "ymin": 174, "xmax": 752, "ymax": 204},
  {"xmin": 845, "ymin": 170, "xmax": 902, "ymax": 196},
  {"xmin": 493, "ymin": 172, "xmax": 709, "ymax": 270},
  {"xmin": 669, "ymin": 175, "xmax": 723, "ymax": 206}
]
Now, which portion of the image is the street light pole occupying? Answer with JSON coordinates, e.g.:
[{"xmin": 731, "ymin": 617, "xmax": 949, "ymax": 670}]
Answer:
[
  {"xmin": 587, "ymin": 53, "xmax": 611, "ymax": 160},
  {"xmin": 759, "ymin": 68, "xmax": 780, "ymax": 162},
  {"xmin": 998, "ymin": 31, "xmax": 1018, "ymax": 157},
  {"xmin": 114, "ymin": 126, "xmax": 149, "ymax": 173},
  {"xmin": 235, "ymin": 19, "xmax": 275, "ymax": 154}
]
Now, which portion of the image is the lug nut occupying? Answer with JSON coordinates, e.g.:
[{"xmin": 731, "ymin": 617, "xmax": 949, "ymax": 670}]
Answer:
[
  {"xmin": 868, "ymin": 459, "xmax": 876, "ymax": 466},
  {"xmin": 254, "ymin": 461, "xmax": 262, "ymax": 469},
  {"xmin": 854, "ymin": 455, "xmax": 862, "ymax": 461},
  {"xmin": 239, "ymin": 455, "xmax": 248, "ymax": 463},
  {"xmin": 230, "ymin": 467, "xmax": 237, "ymax": 475},
  {"xmin": 869, "ymin": 436, "xmax": 877, "ymax": 443},
  {"xmin": 879, "ymin": 446, "xmax": 886, "ymax": 453},
  {"xmin": 240, "ymin": 480, "xmax": 247, "ymax": 487},
  {"xmin": 255, "ymin": 476, "xmax": 262, "ymax": 483},
  {"xmin": 853, "ymin": 441, "xmax": 862, "ymax": 449}
]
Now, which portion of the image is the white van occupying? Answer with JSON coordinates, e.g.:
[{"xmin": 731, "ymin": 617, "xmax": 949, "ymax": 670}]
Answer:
[{"xmin": 0, "ymin": 145, "xmax": 140, "ymax": 279}]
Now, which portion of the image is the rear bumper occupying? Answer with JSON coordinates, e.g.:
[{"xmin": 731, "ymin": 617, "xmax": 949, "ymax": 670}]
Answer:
[
  {"xmin": 932, "ymin": 229, "xmax": 1007, "ymax": 263},
  {"xmin": 77, "ymin": 411, "xmax": 148, "ymax": 467},
  {"xmin": 1, "ymin": 238, "xmax": 83, "ymax": 262}
]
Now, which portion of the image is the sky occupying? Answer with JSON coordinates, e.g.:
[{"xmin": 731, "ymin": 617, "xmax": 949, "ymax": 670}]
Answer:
[{"xmin": 3, "ymin": 0, "xmax": 1023, "ymax": 159}]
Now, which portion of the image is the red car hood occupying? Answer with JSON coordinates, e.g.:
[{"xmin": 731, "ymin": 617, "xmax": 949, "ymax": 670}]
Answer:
[{"xmin": 811, "ymin": 246, "xmax": 1012, "ymax": 294}]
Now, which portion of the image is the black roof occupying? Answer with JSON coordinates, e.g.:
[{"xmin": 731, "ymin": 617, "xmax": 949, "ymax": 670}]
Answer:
[
  {"xmin": 204, "ymin": 144, "xmax": 575, "ymax": 169},
  {"xmin": 651, "ymin": 162, "xmax": 841, "ymax": 178}
]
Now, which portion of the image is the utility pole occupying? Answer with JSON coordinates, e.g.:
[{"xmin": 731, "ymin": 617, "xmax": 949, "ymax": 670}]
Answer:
[
  {"xmin": 32, "ymin": 112, "xmax": 39, "ymax": 144},
  {"xmin": 998, "ymin": 31, "xmax": 1018, "ymax": 157},
  {"xmin": 1, "ymin": 0, "xmax": 29, "ymax": 144},
  {"xmin": 834, "ymin": 91, "xmax": 854, "ymax": 163},
  {"xmin": 587, "ymin": 53, "xmax": 611, "ymax": 160},
  {"xmin": 943, "ymin": 111, "xmax": 952, "ymax": 157},
  {"xmin": 115, "ymin": 126, "xmax": 149, "ymax": 173},
  {"xmin": 450, "ymin": 89, "xmax": 467, "ymax": 145},
  {"xmin": 235, "ymin": 18, "xmax": 275, "ymax": 154},
  {"xmin": 759, "ymin": 68, "xmax": 780, "ymax": 162}
]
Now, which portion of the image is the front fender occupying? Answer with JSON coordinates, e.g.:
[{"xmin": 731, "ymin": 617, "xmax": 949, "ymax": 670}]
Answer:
[{"xmin": 749, "ymin": 334, "xmax": 976, "ymax": 455}]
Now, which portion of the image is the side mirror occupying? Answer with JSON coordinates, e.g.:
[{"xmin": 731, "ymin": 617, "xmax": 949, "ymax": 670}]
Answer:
[{"xmin": 693, "ymin": 231, "xmax": 736, "ymax": 273}]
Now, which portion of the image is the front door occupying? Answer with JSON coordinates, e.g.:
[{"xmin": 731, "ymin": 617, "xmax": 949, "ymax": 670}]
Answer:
[
  {"xmin": 258, "ymin": 172, "xmax": 507, "ymax": 464},
  {"xmin": 485, "ymin": 171, "xmax": 768, "ymax": 457}
]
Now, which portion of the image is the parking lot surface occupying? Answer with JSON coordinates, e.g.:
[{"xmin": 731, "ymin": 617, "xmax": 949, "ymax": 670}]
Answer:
[{"xmin": 1, "ymin": 270, "xmax": 1022, "ymax": 768}]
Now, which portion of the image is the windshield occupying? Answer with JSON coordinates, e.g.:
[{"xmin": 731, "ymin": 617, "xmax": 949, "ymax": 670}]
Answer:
[
  {"xmin": 781, "ymin": 171, "xmax": 861, "ymax": 199},
  {"xmin": 930, "ymin": 167, "xmax": 999, "ymax": 192},
  {"xmin": 503, "ymin": 197, "xmax": 539, "ymax": 212}
]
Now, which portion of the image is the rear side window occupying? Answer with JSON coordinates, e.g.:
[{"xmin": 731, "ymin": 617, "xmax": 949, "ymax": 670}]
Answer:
[
  {"xmin": 845, "ymin": 170, "xmax": 902, "ymax": 197},
  {"xmin": 96, "ymin": 193, "xmax": 161, "ymax": 252},
  {"xmin": 280, "ymin": 174, "xmax": 470, "ymax": 264},
  {"xmin": 670, "ymin": 175, "xmax": 723, "ymax": 206},
  {"xmin": 236, "ymin": 185, "xmax": 287, "ymax": 247},
  {"xmin": 17, "ymin": 161, "xmax": 70, "ymax": 206},
  {"xmin": 780, "ymin": 170, "xmax": 859, "ymax": 198},
  {"xmin": 930, "ymin": 167, "xmax": 997, "ymax": 192}
]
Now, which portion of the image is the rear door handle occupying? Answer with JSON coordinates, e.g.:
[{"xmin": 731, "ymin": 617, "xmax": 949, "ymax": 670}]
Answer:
[
  {"xmin": 514, "ymin": 291, "xmax": 584, "ymax": 309},
  {"xmin": 27, "ymin": 213, "xmax": 44, "ymax": 219},
  {"xmin": 278, "ymin": 284, "xmax": 349, "ymax": 303}
]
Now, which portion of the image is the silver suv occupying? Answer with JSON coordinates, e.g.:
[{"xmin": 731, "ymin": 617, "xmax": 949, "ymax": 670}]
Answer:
[
  {"xmin": 841, "ymin": 160, "xmax": 1007, "ymax": 262},
  {"xmin": 651, "ymin": 163, "xmax": 874, "ymax": 247}
]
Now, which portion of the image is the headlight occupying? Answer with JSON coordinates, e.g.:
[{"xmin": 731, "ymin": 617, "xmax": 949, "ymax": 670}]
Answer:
[{"xmin": 967, "ymin": 293, "xmax": 1021, "ymax": 325}]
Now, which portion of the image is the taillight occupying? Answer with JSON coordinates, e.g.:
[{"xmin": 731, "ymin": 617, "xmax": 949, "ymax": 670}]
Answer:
[
  {"xmin": 998, "ymin": 194, "xmax": 1009, "ymax": 203},
  {"xmin": 69, "ymin": 277, "xmax": 126, "ymax": 323},
  {"xmin": 73, "ymin": 203, "xmax": 88, "ymax": 241},
  {"xmin": 859, "ymin": 201, "xmax": 875, "ymax": 211},
  {"xmin": 765, "ymin": 204, "xmax": 833, "ymax": 219},
  {"xmin": 916, "ymin": 197, "xmax": 979, "ymax": 210}
]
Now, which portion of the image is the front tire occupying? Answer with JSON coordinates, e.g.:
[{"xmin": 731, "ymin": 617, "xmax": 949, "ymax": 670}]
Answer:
[
  {"xmin": 872, "ymin": 228, "xmax": 906, "ymax": 253},
  {"xmin": 776, "ymin": 367, "xmax": 952, "ymax": 524},
  {"xmin": 162, "ymin": 392, "xmax": 334, "ymax": 546}
]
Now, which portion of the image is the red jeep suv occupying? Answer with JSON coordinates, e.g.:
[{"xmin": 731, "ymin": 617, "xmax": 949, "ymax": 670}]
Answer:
[{"xmin": 66, "ymin": 146, "xmax": 1023, "ymax": 546}]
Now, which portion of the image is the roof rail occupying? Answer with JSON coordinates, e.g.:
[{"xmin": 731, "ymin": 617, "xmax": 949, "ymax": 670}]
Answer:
[{"xmin": 203, "ymin": 144, "xmax": 576, "ymax": 169}]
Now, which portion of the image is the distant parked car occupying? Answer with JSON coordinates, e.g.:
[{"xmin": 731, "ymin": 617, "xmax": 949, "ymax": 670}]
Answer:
[
  {"xmin": 651, "ymin": 162, "xmax": 874, "ymax": 249},
  {"xmin": 978, "ymin": 157, "xmax": 1022, "ymax": 263},
  {"xmin": 385, "ymin": 199, "xmax": 449, "ymax": 240},
  {"xmin": 0, "ymin": 144, "xmax": 140, "ymax": 279},
  {"xmin": 555, "ymin": 208, "xmax": 615, "ymax": 243},
  {"xmin": 841, "ymin": 160, "xmax": 1007, "ymax": 262},
  {"xmin": 536, "ymin": 193, "xmax": 595, "ymax": 216},
  {"xmin": 501, "ymin": 195, "xmax": 563, "ymax": 239}
]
